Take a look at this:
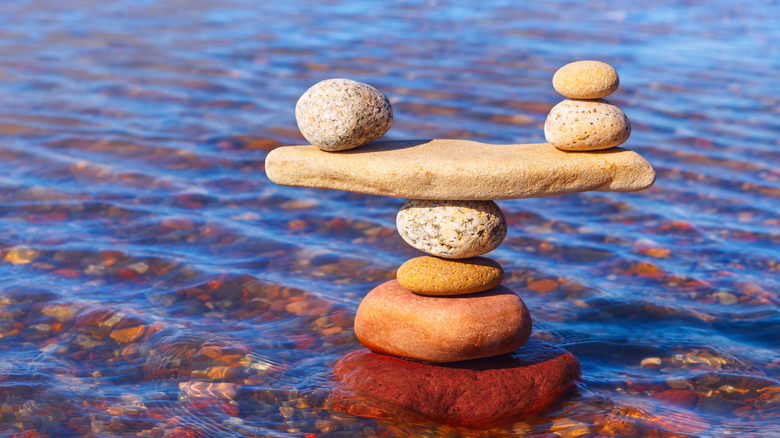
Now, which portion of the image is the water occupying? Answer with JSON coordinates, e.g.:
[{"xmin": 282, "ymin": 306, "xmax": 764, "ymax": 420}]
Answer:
[{"xmin": 0, "ymin": 0, "xmax": 778, "ymax": 436}]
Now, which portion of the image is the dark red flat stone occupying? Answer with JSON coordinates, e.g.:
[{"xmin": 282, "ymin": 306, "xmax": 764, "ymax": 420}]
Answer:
[{"xmin": 331, "ymin": 339, "xmax": 580, "ymax": 427}]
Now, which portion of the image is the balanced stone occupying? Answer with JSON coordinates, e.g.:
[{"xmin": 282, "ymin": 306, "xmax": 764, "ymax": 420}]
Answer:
[
  {"xmin": 545, "ymin": 99, "xmax": 631, "ymax": 151},
  {"xmin": 354, "ymin": 280, "xmax": 532, "ymax": 363},
  {"xmin": 552, "ymin": 60, "xmax": 620, "ymax": 99},
  {"xmin": 397, "ymin": 256, "xmax": 504, "ymax": 295},
  {"xmin": 295, "ymin": 79, "xmax": 392, "ymax": 151},
  {"xmin": 332, "ymin": 339, "xmax": 580, "ymax": 427},
  {"xmin": 396, "ymin": 200, "xmax": 506, "ymax": 259},
  {"xmin": 265, "ymin": 140, "xmax": 655, "ymax": 200}
]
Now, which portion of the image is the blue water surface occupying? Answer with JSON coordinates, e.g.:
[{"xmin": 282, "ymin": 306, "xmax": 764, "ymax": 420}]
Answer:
[{"xmin": 0, "ymin": 1, "xmax": 778, "ymax": 436}]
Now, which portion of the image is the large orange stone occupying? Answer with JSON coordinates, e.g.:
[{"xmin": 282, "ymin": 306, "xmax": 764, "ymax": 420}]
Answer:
[
  {"xmin": 332, "ymin": 340, "xmax": 580, "ymax": 427},
  {"xmin": 354, "ymin": 280, "xmax": 532, "ymax": 363}
]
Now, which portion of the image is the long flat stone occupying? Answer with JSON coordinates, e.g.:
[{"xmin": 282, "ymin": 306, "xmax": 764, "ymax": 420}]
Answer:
[{"xmin": 265, "ymin": 139, "xmax": 655, "ymax": 200}]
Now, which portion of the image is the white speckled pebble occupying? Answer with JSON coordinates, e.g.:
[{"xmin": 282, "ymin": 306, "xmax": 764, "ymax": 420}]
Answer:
[
  {"xmin": 544, "ymin": 98, "xmax": 631, "ymax": 151},
  {"xmin": 295, "ymin": 79, "xmax": 392, "ymax": 151},
  {"xmin": 396, "ymin": 200, "xmax": 507, "ymax": 259}
]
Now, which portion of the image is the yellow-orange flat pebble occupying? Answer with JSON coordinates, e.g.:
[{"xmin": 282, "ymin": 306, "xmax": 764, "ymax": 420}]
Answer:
[{"xmin": 397, "ymin": 256, "xmax": 504, "ymax": 295}]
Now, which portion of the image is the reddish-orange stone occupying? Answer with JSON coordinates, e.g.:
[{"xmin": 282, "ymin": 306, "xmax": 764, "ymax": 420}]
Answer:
[
  {"xmin": 332, "ymin": 339, "xmax": 580, "ymax": 427},
  {"xmin": 354, "ymin": 280, "xmax": 532, "ymax": 363},
  {"xmin": 651, "ymin": 389, "xmax": 699, "ymax": 409}
]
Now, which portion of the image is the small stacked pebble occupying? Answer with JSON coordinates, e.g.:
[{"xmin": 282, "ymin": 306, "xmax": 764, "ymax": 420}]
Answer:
[
  {"xmin": 545, "ymin": 60, "xmax": 631, "ymax": 151},
  {"xmin": 268, "ymin": 63, "xmax": 654, "ymax": 425}
]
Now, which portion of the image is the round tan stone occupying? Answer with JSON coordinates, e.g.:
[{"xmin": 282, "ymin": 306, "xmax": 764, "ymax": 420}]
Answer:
[
  {"xmin": 544, "ymin": 99, "xmax": 631, "ymax": 151},
  {"xmin": 354, "ymin": 280, "xmax": 532, "ymax": 363},
  {"xmin": 396, "ymin": 200, "xmax": 506, "ymax": 259},
  {"xmin": 552, "ymin": 60, "xmax": 619, "ymax": 99},
  {"xmin": 397, "ymin": 256, "xmax": 504, "ymax": 296},
  {"xmin": 295, "ymin": 79, "xmax": 392, "ymax": 151}
]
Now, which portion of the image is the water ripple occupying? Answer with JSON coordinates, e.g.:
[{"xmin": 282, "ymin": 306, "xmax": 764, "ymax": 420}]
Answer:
[{"xmin": 0, "ymin": 0, "xmax": 778, "ymax": 436}]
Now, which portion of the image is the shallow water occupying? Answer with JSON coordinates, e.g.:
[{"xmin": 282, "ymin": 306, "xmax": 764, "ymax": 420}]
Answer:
[{"xmin": 0, "ymin": 0, "xmax": 778, "ymax": 436}]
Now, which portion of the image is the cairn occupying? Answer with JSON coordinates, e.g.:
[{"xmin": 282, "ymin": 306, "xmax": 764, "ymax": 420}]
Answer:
[{"xmin": 266, "ymin": 62, "xmax": 654, "ymax": 426}]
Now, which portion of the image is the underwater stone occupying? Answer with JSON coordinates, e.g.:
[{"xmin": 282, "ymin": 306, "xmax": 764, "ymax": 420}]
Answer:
[{"xmin": 553, "ymin": 60, "xmax": 619, "ymax": 99}]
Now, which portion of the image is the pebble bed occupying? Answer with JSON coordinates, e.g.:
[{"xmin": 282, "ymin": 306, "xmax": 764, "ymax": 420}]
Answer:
[{"xmin": 0, "ymin": 1, "xmax": 778, "ymax": 437}]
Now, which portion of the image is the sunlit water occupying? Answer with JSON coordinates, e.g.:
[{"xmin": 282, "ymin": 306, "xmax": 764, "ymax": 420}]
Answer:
[{"xmin": 0, "ymin": 1, "xmax": 778, "ymax": 437}]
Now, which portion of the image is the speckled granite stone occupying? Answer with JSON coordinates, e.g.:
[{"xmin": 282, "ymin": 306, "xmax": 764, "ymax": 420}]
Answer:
[
  {"xmin": 396, "ymin": 200, "xmax": 506, "ymax": 259},
  {"xmin": 553, "ymin": 60, "xmax": 619, "ymax": 99},
  {"xmin": 545, "ymin": 99, "xmax": 631, "ymax": 151},
  {"xmin": 295, "ymin": 79, "xmax": 392, "ymax": 151}
]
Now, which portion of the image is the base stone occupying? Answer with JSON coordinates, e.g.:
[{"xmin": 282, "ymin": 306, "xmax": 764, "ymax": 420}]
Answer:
[{"xmin": 331, "ymin": 339, "xmax": 580, "ymax": 427}]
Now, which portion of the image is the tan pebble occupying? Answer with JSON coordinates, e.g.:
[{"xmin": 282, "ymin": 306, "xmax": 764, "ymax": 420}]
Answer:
[
  {"xmin": 354, "ymin": 280, "xmax": 532, "ymax": 363},
  {"xmin": 41, "ymin": 304, "xmax": 81, "ymax": 322},
  {"xmin": 295, "ymin": 78, "xmax": 392, "ymax": 151},
  {"xmin": 396, "ymin": 200, "xmax": 507, "ymax": 259},
  {"xmin": 666, "ymin": 377, "xmax": 693, "ymax": 390},
  {"xmin": 397, "ymin": 256, "xmax": 504, "ymax": 295},
  {"xmin": 551, "ymin": 418, "xmax": 592, "ymax": 437},
  {"xmin": 321, "ymin": 327, "xmax": 343, "ymax": 335},
  {"xmin": 31, "ymin": 323, "xmax": 51, "ymax": 331},
  {"xmin": 641, "ymin": 357, "xmax": 662, "ymax": 367},
  {"xmin": 315, "ymin": 419, "xmax": 338, "ymax": 433},
  {"xmin": 712, "ymin": 291, "xmax": 738, "ymax": 305},
  {"xmin": 109, "ymin": 326, "xmax": 145, "ymax": 343},
  {"xmin": 279, "ymin": 405, "xmax": 295, "ymax": 419},
  {"xmin": 553, "ymin": 60, "xmax": 619, "ymax": 99},
  {"xmin": 545, "ymin": 98, "xmax": 631, "ymax": 151}
]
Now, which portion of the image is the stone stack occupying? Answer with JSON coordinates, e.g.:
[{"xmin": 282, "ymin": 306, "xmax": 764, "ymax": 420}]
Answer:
[
  {"xmin": 354, "ymin": 199, "xmax": 532, "ymax": 363},
  {"xmin": 266, "ymin": 62, "xmax": 655, "ymax": 426},
  {"xmin": 545, "ymin": 60, "xmax": 630, "ymax": 151}
]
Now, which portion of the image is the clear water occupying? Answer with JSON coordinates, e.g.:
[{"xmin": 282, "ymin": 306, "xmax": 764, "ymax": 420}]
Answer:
[{"xmin": 0, "ymin": 1, "xmax": 778, "ymax": 436}]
